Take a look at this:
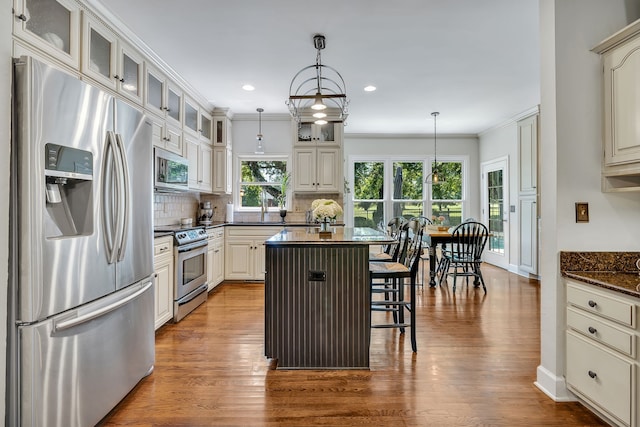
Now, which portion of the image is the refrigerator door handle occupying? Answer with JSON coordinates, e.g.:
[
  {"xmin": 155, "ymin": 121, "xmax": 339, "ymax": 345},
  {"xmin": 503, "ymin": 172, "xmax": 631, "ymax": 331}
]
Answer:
[
  {"xmin": 102, "ymin": 132, "xmax": 117, "ymax": 264},
  {"xmin": 53, "ymin": 281, "xmax": 153, "ymax": 332},
  {"xmin": 110, "ymin": 130, "xmax": 126, "ymax": 263},
  {"xmin": 114, "ymin": 133, "xmax": 130, "ymax": 262}
]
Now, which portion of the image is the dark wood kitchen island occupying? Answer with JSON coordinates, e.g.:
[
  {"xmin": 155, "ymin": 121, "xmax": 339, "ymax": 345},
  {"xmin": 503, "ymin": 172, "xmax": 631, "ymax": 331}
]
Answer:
[{"xmin": 264, "ymin": 227, "xmax": 392, "ymax": 369}]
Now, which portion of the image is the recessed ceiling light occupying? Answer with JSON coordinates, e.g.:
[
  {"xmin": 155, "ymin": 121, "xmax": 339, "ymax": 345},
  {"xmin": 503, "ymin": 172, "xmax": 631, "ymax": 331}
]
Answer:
[
  {"xmin": 242, "ymin": 84, "xmax": 255, "ymax": 91},
  {"xmin": 364, "ymin": 85, "xmax": 376, "ymax": 92}
]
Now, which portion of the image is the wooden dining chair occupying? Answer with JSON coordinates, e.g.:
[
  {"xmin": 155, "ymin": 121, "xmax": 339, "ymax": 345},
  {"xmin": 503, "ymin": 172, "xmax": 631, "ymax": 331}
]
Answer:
[
  {"xmin": 369, "ymin": 219, "xmax": 423, "ymax": 352},
  {"xmin": 440, "ymin": 221, "xmax": 489, "ymax": 292}
]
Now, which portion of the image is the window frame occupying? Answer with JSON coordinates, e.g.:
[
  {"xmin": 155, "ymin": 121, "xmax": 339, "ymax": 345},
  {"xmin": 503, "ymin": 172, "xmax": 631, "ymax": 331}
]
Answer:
[
  {"xmin": 346, "ymin": 154, "xmax": 468, "ymax": 227},
  {"xmin": 235, "ymin": 154, "xmax": 290, "ymax": 212}
]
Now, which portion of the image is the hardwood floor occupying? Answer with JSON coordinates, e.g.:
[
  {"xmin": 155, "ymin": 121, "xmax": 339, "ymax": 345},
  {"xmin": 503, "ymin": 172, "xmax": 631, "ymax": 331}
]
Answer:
[{"xmin": 100, "ymin": 264, "xmax": 605, "ymax": 426}]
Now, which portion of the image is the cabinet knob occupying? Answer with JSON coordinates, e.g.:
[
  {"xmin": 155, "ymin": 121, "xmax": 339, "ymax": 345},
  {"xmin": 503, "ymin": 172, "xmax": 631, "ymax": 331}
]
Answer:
[
  {"xmin": 587, "ymin": 300, "xmax": 597, "ymax": 308},
  {"xmin": 588, "ymin": 370, "xmax": 597, "ymax": 379},
  {"xmin": 114, "ymin": 75, "xmax": 125, "ymax": 83},
  {"xmin": 16, "ymin": 13, "xmax": 27, "ymax": 21},
  {"xmin": 587, "ymin": 326, "xmax": 597, "ymax": 334}
]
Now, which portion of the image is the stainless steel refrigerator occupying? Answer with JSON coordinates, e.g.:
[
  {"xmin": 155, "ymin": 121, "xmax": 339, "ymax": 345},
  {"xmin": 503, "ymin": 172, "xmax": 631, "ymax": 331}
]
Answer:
[{"xmin": 7, "ymin": 56, "xmax": 155, "ymax": 426}]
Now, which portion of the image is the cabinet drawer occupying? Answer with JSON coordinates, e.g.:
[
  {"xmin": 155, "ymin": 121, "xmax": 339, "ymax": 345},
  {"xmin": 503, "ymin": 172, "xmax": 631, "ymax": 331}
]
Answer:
[
  {"xmin": 225, "ymin": 226, "xmax": 282, "ymax": 239},
  {"xmin": 566, "ymin": 332, "xmax": 632, "ymax": 426},
  {"xmin": 154, "ymin": 237, "xmax": 173, "ymax": 257},
  {"xmin": 567, "ymin": 307, "xmax": 635, "ymax": 357},
  {"xmin": 207, "ymin": 228, "xmax": 224, "ymax": 240},
  {"xmin": 567, "ymin": 283, "xmax": 635, "ymax": 327}
]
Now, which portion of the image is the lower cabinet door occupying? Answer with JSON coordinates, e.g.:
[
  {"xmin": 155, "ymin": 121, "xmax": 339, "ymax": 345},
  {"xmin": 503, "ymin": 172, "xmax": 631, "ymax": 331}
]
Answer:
[{"xmin": 566, "ymin": 331, "xmax": 632, "ymax": 426}]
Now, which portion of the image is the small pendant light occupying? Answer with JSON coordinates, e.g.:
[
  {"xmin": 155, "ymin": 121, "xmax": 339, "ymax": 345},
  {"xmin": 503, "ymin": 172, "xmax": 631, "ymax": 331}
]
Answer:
[
  {"xmin": 426, "ymin": 111, "xmax": 445, "ymax": 184},
  {"xmin": 255, "ymin": 108, "xmax": 265, "ymax": 154}
]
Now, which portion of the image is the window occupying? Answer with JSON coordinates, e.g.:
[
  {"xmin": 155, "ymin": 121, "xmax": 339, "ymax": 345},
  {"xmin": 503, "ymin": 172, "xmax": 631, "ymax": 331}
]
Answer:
[
  {"xmin": 430, "ymin": 161, "xmax": 464, "ymax": 226},
  {"xmin": 392, "ymin": 161, "xmax": 423, "ymax": 220},
  {"xmin": 348, "ymin": 156, "xmax": 467, "ymax": 228},
  {"xmin": 238, "ymin": 158, "xmax": 288, "ymax": 210},
  {"xmin": 353, "ymin": 161, "xmax": 384, "ymax": 228}
]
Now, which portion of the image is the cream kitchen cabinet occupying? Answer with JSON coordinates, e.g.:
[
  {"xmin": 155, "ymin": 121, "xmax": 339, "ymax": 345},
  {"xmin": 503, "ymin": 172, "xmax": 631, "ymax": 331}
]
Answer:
[
  {"xmin": 565, "ymin": 280, "xmax": 638, "ymax": 427},
  {"xmin": 13, "ymin": 0, "xmax": 81, "ymax": 69},
  {"xmin": 81, "ymin": 13, "xmax": 144, "ymax": 105},
  {"xmin": 213, "ymin": 111, "xmax": 232, "ymax": 147},
  {"xmin": 206, "ymin": 228, "xmax": 224, "ymax": 291},
  {"xmin": 153, "ymin": 236, "xmax": 174, "ymax": 330},
  {"xmin": 186, "ymin": 135, "xmax": 213, "ymax": 193},
  {"xmin": 212, "ymin": 147, "xmax": 232, "ymax": 194},
  {"xmin": 593, "ymin": 20, "xmax": 640, "ymax": 191},
  {"xmin": 150, "ymin": 115, "xmax": 183, "ymax": 156},
  {"xmin": 145, "ymin": 63, "xmax": 182, "ymax": 128},
  {"xmin": 294, "ymin": 121, "xmax": 342, "ymax": 146},
  {"xmin": 293, "ymin": 147, "xmax": 341, "ymax": 193},
  {"xmin": 183, "ymin": 96, "xmax": 212, "ymax": 144},
  {"xmin": 224, "ymin": 226, "xmax": 281, "ymax": 281}
]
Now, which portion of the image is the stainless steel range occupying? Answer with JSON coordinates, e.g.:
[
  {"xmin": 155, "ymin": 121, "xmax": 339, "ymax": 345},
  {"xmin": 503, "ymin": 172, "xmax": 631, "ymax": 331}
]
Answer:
[{"xmin": 155, "ymin": 225, "xmax": 208, "ymax": 322}]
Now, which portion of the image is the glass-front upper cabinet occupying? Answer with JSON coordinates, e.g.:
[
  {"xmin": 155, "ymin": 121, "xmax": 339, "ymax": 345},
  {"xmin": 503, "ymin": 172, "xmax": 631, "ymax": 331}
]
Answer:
[
  {"xmin": 183, "ymin": 96, "xmax": 199, "ymax": 136},
  {"xmin": 294, "ymin": 121, "xmax": 342, "ymax": 146},
  {"xmin": 145, "ymin": 64, "xmax": 165, "ymax": 117},
  {"xmin": 81, "ymin": 12, "xmax": 117, "ymax": 90},
  {"xmin": 117, "ymin": 43, "xmax": 144, "ymax": 104},
  {"xmin": 144, "ymin": 64, "xmax": 182, "ymax": 126},
  {"xmin": 13, "ymin": 0, "xmax": 81, "ymax": 69},
  {"xmin": 199, "ymin": 110, "xmax": 212, "ymax": 144},
  {"xmin": 166, "ymin": 82, "xmax": 182, "ymax": 126}
]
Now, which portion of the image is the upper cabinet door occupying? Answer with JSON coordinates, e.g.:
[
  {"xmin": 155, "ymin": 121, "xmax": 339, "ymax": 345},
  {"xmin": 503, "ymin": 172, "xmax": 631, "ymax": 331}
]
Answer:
[
  {"xmin": 13, "ymin": 0, "xmax": 81, "ymax": 69},
  {"xmin": 145, "ymin": 64, "xmax": 165, "ymax": 117},
  {"xmin": 199, "ymin": 110, "xmax": 213, "ymax": 144},
  {"xmin": 294, "ymin": 121, "xmax": 342, "ymax": 146},
  {"xmin": 81, "ymin": 12, "xmax": 118, "ymax": 90},
  {"xmin": 603, "ymin": 37, "xmax": 640, "ymax": 166},
  {"xmin": 166, "ymin": 81, "xmax": 182, "ymax": 126},
  {"xmin": 117, "ymin": 42, "xmax": 144, "ymax": 105},
  {"xmin": 183, "ymin": 96, "xmax": 199, "ymax": 136}
]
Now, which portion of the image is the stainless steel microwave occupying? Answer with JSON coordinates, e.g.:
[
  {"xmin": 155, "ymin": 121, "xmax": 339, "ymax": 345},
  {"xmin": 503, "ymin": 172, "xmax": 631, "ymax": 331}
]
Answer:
[{"xmin": 154, "ymin": 148, "xmax": 189, "ymax": 191}]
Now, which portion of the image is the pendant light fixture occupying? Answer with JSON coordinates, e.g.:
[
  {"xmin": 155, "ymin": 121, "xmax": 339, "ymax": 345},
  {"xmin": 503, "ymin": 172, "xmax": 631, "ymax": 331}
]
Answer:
[
  {"xmin": 255, "ymin": 108, "xmax": 265, "ymax": 154},
  {"xmin": 286, "ymin": 34, "xmax": 349, "ymax": 125},
  {"xmin": 426, "ymin": 112, "xmax": 445, "ymax": 185}
]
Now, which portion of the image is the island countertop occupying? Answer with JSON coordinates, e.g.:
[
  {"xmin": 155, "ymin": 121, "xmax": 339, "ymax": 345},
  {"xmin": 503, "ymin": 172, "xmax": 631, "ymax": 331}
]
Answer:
[{"xmin": 266, "ymin": 227, "xmax": 393, "ymax": 245}]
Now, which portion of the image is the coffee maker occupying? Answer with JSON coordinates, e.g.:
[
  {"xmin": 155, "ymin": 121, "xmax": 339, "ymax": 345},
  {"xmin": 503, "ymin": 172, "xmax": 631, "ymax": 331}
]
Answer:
[{"xmin": 198, "ymin": 201, "xmax": 213, "ymax": 225}]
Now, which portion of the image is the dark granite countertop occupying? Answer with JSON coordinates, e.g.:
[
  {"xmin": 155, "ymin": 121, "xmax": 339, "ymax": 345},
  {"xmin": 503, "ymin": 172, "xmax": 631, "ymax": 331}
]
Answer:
[
  {"xmin": 560, "ymin": 251, "xmax": 640, "ymax": 298},
  {"xmin": 154, "ymin": 231, "xmax": 174, "ymax": 238}
]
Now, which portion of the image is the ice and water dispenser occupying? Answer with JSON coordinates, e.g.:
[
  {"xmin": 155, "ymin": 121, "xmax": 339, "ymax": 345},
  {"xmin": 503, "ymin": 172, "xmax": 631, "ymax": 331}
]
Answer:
[{"xmin": 44, "ymin": 143, "xmax": 93, "ymax": 237}]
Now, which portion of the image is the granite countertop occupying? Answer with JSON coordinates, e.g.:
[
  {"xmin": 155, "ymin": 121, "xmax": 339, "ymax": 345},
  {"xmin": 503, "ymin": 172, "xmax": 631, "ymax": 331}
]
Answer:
[
  {"xmin": 560, "ymin": 251, "xmax": 640, "ymax": 298},
  {"xmin": 266, "ymin": 227, "xmax": 393, "ymax": 245},
  {"xmin": 225, "ymin": 221, "xmax": 345, "ymax": 227}
]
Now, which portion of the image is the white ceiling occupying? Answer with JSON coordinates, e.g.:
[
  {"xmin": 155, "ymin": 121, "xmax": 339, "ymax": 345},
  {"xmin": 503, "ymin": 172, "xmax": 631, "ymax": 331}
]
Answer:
[{"xmin": 95, "ymin": 0, "xmax": 540, "ymax": 135}]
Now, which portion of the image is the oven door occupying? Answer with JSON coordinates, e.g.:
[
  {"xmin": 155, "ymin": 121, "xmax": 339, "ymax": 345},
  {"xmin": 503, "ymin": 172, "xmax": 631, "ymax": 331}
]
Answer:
[{"xmin": 174, "ymin": 240, "xmax": 208, "ymax": 300}]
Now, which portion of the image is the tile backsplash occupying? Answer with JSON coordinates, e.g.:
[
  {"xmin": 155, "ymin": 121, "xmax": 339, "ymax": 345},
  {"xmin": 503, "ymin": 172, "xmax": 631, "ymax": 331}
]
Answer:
[
  {"xmin": 155, "ymin": 192, "xmax": 344, "ymax": 226},
  {"xmin": 154, "ymin": 192, "xmax": 200, "ymax": 226}
]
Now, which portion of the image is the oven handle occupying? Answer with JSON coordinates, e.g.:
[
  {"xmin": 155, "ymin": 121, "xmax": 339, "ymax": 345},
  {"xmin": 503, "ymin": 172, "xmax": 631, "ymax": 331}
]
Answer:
[
  {"xmin": 176, "ymin": 240, "xmax": 208, "ymax": 253},
  {"xmin": 177, "ymin": 283, "xmax": 209, "ymax": 305}
]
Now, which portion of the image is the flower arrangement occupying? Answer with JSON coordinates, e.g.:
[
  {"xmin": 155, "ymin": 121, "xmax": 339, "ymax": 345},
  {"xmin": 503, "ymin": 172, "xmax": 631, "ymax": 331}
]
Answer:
[
  {"xmin": 312, "ymin": 199, "xmax": 343, "ymax": 222},
  {"xmin": 431, "ymin": 215, "xmax": 446, "ymax": 225}
]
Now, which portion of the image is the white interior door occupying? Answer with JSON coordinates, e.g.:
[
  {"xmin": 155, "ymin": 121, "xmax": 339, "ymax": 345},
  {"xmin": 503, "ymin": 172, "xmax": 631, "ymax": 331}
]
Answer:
[{"xmin": 481, "ymin": 157, "xmax": 509, "ymax": 269}]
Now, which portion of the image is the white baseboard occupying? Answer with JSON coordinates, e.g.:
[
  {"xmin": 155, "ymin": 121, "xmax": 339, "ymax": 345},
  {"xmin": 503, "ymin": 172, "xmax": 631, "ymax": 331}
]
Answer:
[{"xmin": 535, "ymin": 364, "xmax": 576, "ymax": 402}]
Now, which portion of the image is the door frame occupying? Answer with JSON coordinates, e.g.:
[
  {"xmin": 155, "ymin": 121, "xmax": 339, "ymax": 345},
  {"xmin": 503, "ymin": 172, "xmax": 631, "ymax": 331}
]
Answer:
[{"xmin": 481, "ymin": 156, "xmax": 509, "ymax": 269}]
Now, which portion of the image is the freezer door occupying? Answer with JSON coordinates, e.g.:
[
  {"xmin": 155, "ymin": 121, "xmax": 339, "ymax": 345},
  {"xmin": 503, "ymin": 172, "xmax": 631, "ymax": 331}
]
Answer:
[
  {"xmin": 13, "ymin": 57, "xmax": 116, "ymax": 322},
  {"xmin": 18, "ymin": 281, "xmax": 155, "ymax": 427},
  {"xmin": 114, "ymin": 100, "xmax": 154, "ymax": 289}
]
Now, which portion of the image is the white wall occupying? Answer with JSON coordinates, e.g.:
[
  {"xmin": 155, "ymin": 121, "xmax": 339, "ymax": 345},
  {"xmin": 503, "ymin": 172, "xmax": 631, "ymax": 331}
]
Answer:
[
  {"xmin": 231, "ymin": 114, "xmax": 292, "ymax": 156},
  {"xmin": 536, "ymin": 0, "xmax": 640, "ymax": 401}
]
